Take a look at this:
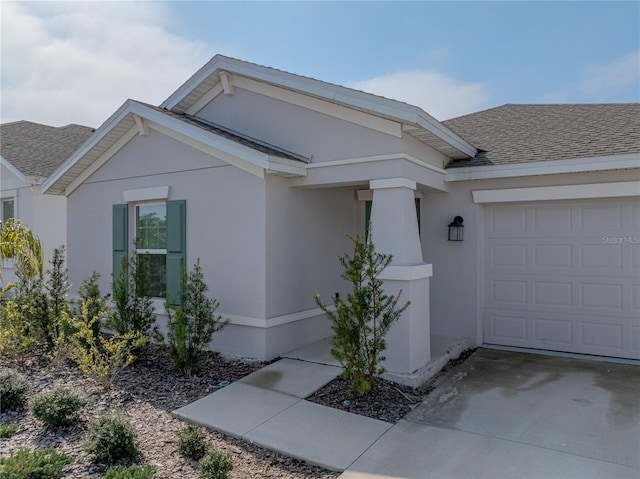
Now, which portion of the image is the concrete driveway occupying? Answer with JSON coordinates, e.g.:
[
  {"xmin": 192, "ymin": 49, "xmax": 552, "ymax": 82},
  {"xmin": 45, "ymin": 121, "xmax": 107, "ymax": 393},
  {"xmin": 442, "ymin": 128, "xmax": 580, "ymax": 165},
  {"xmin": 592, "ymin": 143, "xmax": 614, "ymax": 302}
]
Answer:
[{"xmin": 342, "ymin": 348, "xmax": 639, "ymax": 479}]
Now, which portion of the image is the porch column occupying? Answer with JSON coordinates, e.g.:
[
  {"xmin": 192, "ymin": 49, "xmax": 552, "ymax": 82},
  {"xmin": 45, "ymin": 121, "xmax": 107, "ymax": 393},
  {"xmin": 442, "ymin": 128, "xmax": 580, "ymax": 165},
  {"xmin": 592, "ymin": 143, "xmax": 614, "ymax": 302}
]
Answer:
[{"xmin": 370, "ymin": 178, "xmax": 432, "ymax": 373}]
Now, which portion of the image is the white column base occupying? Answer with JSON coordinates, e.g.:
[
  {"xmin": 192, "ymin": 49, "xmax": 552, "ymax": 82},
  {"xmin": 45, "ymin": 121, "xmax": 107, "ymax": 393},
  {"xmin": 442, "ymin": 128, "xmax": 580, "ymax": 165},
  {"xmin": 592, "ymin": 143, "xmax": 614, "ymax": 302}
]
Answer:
[{"xmin": 381, "ymin": 263, "xmax": 432, "ymax": 374}]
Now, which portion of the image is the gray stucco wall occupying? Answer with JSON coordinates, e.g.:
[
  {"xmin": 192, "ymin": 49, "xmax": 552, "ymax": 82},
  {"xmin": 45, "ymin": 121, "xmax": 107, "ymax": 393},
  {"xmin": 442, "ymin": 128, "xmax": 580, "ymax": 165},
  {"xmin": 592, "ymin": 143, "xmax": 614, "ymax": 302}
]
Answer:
[
  {"xmin": 67, "ymin": 129, "xmax": 267, "ymax": 320},
  {"xmin": 265, "ymin": 176, "xmax": 356, "ymax": 318},
  {"xmin": 196, "ymin": 87, "xmax": 401, "ymax": 162},
  {"xmin": 421, "ymin": 168, "xmax": 640, "ymax": 346}
]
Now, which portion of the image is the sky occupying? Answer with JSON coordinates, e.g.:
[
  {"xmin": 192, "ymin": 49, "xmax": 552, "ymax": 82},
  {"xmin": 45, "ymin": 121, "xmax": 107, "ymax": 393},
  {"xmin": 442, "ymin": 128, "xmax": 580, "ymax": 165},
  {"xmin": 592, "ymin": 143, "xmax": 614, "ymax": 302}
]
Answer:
[{"xmin": 1, "ymin": 1, "xmax": 638, "ymax": 128}]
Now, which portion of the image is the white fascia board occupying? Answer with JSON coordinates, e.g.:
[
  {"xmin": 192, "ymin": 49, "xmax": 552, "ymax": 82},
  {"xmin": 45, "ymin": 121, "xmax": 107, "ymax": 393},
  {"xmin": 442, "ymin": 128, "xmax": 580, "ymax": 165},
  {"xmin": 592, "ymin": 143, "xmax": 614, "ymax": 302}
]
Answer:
[
  {"xmin": 446, "ymin": 153, "xmax": 640, "ymax": 182},
  {"xmin": 472, "ymin": 181, "xmax": 640, "ymax": 204},
  {"xmin": 414, "ymin": 111, "xmax": 478, "ymax": 158},
  {"xmin": 42, "ymin": 100, "xmax": 135, "ymax": 194},
  {"xmin": 266, "ymin": 157, "xmax": 307, "ymax": 177},
  {"xmin": 1, "ymin": 156, "xmax": 26, "ymax": 184},
  {"xmin": 306, "ymin": 153, "xmax": 446, "ymax": 175},
  {"xmin": 185, "ymin": 83, "xmax": 224, "ymax": 115}
]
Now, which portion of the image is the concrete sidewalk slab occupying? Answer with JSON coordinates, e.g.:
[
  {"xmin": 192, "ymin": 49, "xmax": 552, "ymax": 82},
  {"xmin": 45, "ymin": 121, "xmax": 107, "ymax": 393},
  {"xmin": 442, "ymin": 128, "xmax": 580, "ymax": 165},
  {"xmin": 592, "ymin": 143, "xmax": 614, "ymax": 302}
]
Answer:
[
  {"xmin": 172, "ymin": 382, "xmax": 299, "ymax": 437},
  {"xmin": 406, "ymin": 349, "xmax": 640, "ymax": 468},
  {"xmin": 239, "ymin": 358, "xmax": 342, "ymax": 398},
  {"xmin": 341, "ymin": 420, "xmax": 639, "ymax": 479},
  {"xmin": 245, "ymin": 400, "xmax": 392, "ymax": 471},
  {"xmin": 284, "ymin": 337, "xmax": 341, "ymax": 367}
]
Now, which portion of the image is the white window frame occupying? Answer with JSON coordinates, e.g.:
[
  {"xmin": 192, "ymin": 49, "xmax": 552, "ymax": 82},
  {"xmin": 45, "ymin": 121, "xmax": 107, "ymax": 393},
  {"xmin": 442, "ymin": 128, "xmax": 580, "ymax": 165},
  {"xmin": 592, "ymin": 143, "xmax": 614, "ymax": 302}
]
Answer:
[
  {"xmin": 1, "ymin": 194, "xmax": 16, "ymax": 222},
  {"xmin": 134, "ymin": 201, "xmax": 168, "ymax": 298}
]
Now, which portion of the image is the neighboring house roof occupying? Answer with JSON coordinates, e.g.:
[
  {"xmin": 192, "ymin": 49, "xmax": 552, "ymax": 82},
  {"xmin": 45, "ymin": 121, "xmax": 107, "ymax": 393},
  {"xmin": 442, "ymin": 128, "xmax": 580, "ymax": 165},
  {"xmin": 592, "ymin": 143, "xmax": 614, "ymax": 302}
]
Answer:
[
  {"xmin": 43, "ymin": 99, "xmax": 310, "ymax": 195},
  {"xmin": 0, "ymin": 121, "xmax": 94, "ymax": 180},
  {"xmin": 443, "ymin": 103, "xmax": 640, "ymax": 168},
  {"xmin": 161, "ymin": 55, "xmax": 477, "ymax": 160}
]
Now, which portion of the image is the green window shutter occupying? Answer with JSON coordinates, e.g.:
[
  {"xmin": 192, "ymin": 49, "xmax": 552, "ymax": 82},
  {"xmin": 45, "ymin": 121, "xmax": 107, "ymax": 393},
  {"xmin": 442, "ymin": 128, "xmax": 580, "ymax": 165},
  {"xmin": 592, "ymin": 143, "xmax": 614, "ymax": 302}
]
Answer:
[
  {"xmin": 365, "ymin": 200, "xmax": 372, "ymax": 242},
  {"xmin": 112, "ymin": 204, "xmax": 128, "ymax": 280},
  {"xmin": 166, "ymin": 200, "xmax": 186, "ymax": 305}
]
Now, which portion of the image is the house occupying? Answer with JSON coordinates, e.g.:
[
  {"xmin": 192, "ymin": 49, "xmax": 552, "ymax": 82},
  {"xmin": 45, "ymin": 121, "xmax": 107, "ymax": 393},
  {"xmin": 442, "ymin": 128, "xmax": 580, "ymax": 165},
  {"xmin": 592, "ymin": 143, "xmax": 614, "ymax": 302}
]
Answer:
[
  {"xmin": 1, "ymin": 121, "xmax": 94, "ymax": 284},
  {"xmin": 42, "ymin": 56, "xmax": 640, "ymax": 380}
]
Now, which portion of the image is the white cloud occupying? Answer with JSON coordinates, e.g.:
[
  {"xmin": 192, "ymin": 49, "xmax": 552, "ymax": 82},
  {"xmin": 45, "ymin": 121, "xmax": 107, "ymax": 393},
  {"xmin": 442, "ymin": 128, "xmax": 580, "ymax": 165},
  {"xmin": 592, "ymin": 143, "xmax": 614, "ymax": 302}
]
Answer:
[
  {"xmin": 580, "ymin": 51, "xmax": 640, "ymax": 100},
  {"xmin": 349, "ymin": 70, "xmax": 490, "ymax": 120},
  {"xmin": 0, "ymin": 2, "xmax": 220, "ymax": 127}
]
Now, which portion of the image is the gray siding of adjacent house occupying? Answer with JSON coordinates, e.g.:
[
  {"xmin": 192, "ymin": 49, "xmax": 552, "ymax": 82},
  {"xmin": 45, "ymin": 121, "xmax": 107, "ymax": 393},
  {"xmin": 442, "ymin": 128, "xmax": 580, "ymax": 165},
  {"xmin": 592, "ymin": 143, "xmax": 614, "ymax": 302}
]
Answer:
[{"xmin": 421, "ymin": 168, "xmax": 639, "ymax": 346}]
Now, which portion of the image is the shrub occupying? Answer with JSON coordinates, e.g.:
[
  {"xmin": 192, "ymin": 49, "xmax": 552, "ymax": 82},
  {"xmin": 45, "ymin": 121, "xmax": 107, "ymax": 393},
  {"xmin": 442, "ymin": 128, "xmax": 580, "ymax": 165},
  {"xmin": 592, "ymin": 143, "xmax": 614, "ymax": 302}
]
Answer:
[
  {"xmin": 164, "ymin": 260, "xmax": 228, "ymax": 375},
  {"xmin": 76, "ymin": 271, "xmax": 110, "ymax": 340},
  {"xmin": 0, "ymin": 368, "xmax": 30, "ymax": 411},
  {"xmin": 103, "ymin": 465, "xmax": 156, "ymax": 479},
  {"xmin": 0, "ymin": 299, "xmax": 38, "ymax": 360},
  {"xmin": 0, "ymin": 448, "xmax": 72, "ymax": 479},
  {"xmin": 84, "ymin": 411, "xmax": 138, "ymax": 464},
  {"xmin": 109, "ymin": 249, "xmax": 156, "ymax": 337},
  {"xmin": 177, "ymin": 424, "xmax": 207, "ymax": 460},
  {"xmin": 314, "ymin": 233, "xmax": 409, "ymax": 396},
  {"xmin": 66, "ymin": 304, "xmax": 147, "ymax": 389},
  {"xmin": 0, "ymin": 423, "xmax": 19, "ymax": 438},
  {"xmin": 198, "ymin": 449, "xmax": 233, "ymax": 479},
  {"xmin": 30, "ymin": 386, "xmax": 87, "ymax": 427}
]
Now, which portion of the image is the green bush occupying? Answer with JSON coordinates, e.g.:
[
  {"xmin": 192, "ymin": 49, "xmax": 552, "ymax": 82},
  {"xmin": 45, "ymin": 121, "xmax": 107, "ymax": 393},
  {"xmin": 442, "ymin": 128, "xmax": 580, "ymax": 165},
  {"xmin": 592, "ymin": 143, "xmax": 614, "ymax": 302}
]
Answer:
[
  {"xmin": 0, "ymin": 423, "xmax": 19, "ymax": 438},
  {"xmin": 177, "ymin": 424, "xmax": 207, "ymax": 460},
  {"xmin": 0, "ymin": 368, "xmax": 30, "ymax": 411},
  {"xmin": 0, "ymin": 448, "xmax": 72, "ymax": 479},
  {"xmin": 84, "ymin": 412, "xmax": 138, "ymax": 464},
  {"xmin": 314, "ymin": 232, "xmax": 409, "ymax": 396},
  {"xmin": 30, "ymin": 386, "xmax": 87, "ymax": 427},
  {"xmin": 198, "ymin": 449, "xmax": 233, "ymax": 479},
  {"xmin": 103, "ymin": 465, "xmax": 156, "ymax": 479}
]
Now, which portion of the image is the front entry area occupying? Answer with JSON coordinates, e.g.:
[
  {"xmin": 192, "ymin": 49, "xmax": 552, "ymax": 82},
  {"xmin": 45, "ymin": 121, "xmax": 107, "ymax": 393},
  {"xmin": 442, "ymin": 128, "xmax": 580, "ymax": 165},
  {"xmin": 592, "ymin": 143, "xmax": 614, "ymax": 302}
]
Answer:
[{"xmin": 483, "ymin": 197, "xmax": 639, "ymax": 360}]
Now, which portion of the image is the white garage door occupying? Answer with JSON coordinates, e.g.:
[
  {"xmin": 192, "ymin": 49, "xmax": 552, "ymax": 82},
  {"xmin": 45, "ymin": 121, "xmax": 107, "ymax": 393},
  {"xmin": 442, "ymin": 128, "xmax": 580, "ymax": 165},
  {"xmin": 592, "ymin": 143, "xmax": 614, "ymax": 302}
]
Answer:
[{"xmin": 483, "ymin": 197, "xmax": 640, "ymax": 360}]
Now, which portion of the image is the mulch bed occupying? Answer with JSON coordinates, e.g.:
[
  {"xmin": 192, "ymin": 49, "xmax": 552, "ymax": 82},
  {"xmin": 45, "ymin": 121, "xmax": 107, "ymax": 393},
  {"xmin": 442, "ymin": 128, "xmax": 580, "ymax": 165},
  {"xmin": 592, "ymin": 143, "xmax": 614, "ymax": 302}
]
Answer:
[{"xmin": 307, "ymin": 348, "xmax": 477, "ymax": 423}]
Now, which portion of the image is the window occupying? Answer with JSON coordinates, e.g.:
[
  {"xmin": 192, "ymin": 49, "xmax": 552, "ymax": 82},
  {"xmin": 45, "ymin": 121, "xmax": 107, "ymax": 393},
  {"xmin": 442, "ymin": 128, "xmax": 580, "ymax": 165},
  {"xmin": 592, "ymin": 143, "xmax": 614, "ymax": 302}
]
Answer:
[
  {"xmin": 136, "ymin": 203, "xmax": 167, "ymax": 298},
  {"xmin": 113, "ymin": 200, "xmax": 186, "ymax": 304},
  {"xmin": 2, "ymin": 199, "xmax": 14, "ymax": 222}
]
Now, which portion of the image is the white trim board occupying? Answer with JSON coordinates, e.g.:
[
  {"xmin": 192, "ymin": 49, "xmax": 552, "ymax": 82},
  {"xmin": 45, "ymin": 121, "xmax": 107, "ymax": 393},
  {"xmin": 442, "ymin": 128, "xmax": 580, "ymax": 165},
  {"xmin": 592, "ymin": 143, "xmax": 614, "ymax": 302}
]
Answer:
[
  {"xmin": 472, "ymin": 181, "xmax": 640, "ymax": 204},
  {"xmin": 447, "ymin": 153, "xmax": 640, "ymax": 182},
  {"xmin": 307, "ymin": 153, "xmax": 447, "ymax": 175}
]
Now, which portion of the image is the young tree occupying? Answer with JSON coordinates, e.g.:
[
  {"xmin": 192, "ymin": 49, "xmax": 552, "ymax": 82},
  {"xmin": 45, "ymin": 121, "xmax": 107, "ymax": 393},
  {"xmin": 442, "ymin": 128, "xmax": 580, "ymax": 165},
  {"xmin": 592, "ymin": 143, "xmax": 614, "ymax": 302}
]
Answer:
[
  {"xmin": 0, "ymin": 218, "xmax": 43, "ymax": 294},
  {"xmin": 164, "ymin": 259, "xmax": 228, "ymax": 375},
  {"xmin": 315, "ymin": 233, "xmax": 409, "ymax": 396}
]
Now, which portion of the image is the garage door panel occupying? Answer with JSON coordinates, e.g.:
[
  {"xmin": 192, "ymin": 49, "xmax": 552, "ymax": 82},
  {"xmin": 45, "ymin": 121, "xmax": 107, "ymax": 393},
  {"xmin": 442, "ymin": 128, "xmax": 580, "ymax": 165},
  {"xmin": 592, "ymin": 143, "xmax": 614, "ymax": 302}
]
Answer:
[{"xmin": 484, "ymin": 198, "xmax": 639, "ymax": 360}]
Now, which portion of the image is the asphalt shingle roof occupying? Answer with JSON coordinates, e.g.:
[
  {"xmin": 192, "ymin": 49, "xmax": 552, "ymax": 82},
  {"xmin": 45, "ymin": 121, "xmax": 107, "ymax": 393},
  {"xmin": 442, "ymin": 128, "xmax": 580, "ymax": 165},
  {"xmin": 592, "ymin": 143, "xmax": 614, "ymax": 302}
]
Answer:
[
  {"xmin": 1, "ymin": 121, "xmax": 94, "ymax": 178},
  {"xmin": 443, "ymin": 103, "xmax": 640, "ymax": 168}
]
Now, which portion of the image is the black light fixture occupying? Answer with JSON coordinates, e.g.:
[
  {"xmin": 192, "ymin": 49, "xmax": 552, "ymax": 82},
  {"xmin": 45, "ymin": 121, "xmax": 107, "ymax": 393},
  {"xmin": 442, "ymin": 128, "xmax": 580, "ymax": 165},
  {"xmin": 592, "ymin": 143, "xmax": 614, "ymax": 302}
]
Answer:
[{"xmin": 448, "ymin": 216, "xmax": 464, "ymax": 241}]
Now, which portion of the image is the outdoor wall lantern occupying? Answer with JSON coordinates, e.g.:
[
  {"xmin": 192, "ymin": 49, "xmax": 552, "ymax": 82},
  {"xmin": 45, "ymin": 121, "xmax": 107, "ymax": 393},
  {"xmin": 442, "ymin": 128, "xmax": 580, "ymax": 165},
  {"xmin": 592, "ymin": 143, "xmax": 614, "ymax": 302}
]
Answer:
[{"xmin": 448, "ymin": 216, "xmax": 464, "ymax": 241}]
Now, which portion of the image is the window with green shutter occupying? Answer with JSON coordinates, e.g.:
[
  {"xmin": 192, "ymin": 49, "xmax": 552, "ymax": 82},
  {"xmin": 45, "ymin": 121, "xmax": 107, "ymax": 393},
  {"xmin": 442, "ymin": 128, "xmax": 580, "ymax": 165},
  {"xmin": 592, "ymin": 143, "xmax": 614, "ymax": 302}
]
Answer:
[{"xmin": 113, "ymin": 199, "xmax": 186, "ymax": 301}]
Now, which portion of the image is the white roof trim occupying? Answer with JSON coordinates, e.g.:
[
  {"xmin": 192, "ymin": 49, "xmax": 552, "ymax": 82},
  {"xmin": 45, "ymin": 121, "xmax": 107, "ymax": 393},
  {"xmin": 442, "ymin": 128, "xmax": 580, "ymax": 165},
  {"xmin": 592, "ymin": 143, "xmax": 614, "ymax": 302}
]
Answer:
[
  {"xmin": 43, "ymin": 100, "xmax": 307, "ymax": 195},
  {"xmin": 161, "ymin": 55, "xmax": 477, "ymax": 159},
  {"xmin": 446, "ymin": 153, "xmax": 640, "ymax": 182},
  {"xmin": 472, "ymin": 181, "xmax": 640, "ymax": 204},
  {"xmin": 1, "ymin": 156, "xmax": 27, "ymax": 184}
]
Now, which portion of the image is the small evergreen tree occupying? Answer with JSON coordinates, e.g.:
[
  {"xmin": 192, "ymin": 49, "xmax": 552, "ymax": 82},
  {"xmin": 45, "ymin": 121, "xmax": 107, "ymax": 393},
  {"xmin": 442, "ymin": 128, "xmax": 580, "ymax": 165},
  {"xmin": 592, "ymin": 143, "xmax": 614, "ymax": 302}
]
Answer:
[
  {"xmin": 76, "ymin": 271, "xmax": 109, "ymax": 339},
  {"xmin": 109, "ymin": 247, "xmax": 155, "ymax": 337},
  {"xmin": 164, "ymin": 260, "xmax": 227, "ymax": 375},
  {"xmin": 315, "ymin": 233, "xmax": 409, "ymax": 396}
]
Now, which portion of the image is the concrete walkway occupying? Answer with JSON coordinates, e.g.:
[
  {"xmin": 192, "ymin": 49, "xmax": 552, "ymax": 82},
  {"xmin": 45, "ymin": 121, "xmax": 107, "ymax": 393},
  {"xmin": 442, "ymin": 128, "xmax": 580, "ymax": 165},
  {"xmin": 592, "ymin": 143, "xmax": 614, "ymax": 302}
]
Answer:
[{"xmin": 173, "ymin": 344, "xmax": 640, "ymax": 478}]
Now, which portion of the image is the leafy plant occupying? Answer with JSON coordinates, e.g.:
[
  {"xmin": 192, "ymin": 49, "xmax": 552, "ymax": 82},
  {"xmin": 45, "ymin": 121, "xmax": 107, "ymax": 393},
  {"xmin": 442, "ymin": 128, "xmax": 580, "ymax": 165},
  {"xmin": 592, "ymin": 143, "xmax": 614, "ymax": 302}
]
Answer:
[
  {"xmin": 0, "ymin": 218, "xmax": 44, "ymax": 287},
  {"xmin": 84, "ymin": 411, "xmax": 138, "ymax": 464},
  {"xmin": 198, "ymin": 449, "xmax": 233, "ymax": 479},
  {"xmin": 0, "ymin": 299, "xmax": 38, "ymax": 360},
  {"xmin": 0, "ymin": 368, "xmax": 30, "ymax": 411},
  {"xmin": 177, "ymin": 424, "xmax": 207, "ymax": 460},
  {"xmin": 0, "ymin": 448, "xmax": 72, "ymax": 479},
  {"xmin": 109, "ymin": 249, "xmax": 156, "ymax": 337},
  {"xmin": 314, "ymin": 233, "xmax": 409, "ymax": 396},
  {"xmin": 0, "ymin": 423, "xmax": 19, "ymax": 438},
  {"xmin": 164, "ymin": 260, "xmax": 227, "ymax": 375},
  {"xmin": 30, "ymin": 386, "xmax": 87, "ymax": 427},
  {"xmin": 103, "ymin": 465, "xmax": 156, "ymax": 479},
  {"xmin": 66, "ymin": 303, "xmax": 147, "ymax": 389},
  {"xmin": 76, "ymin": 271, "xmax": 110, "ymax": 340}
]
